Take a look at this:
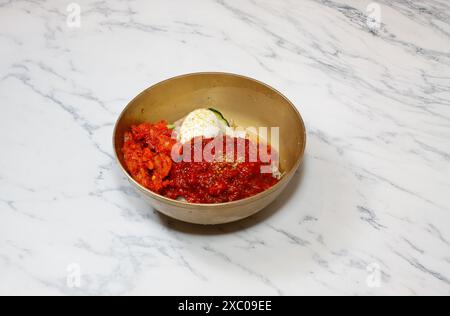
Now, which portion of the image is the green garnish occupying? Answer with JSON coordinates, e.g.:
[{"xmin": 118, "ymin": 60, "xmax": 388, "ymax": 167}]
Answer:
[
  {"xmin": 208, "ymin": 108, "xmax": 230, "ymax": 127},
  {"xmin": 167, "ymin": 124, "xmax": 175, "ymax": 130}
]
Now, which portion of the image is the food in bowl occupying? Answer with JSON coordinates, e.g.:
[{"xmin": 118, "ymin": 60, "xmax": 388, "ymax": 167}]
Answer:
[
  {"xmin": 113, "ymin": 73, "xmax": 306, "ymax": 224},
  {"xmin": 122, "ymin": 108, "xmax": 282, "ymax": 203}
]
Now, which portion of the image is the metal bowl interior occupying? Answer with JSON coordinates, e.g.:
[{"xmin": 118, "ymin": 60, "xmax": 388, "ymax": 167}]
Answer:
[{"xmin": 113, "ymin": 72, "xmax": 306, "ymax": 225}]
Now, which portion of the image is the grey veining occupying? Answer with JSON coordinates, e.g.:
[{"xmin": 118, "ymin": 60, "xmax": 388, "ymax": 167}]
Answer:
[{"xmin": 0, "ymin": 0, "xmax": 449, "ymax": 295}]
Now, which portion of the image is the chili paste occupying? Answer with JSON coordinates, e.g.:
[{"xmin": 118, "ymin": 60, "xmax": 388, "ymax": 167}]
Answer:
[{"xmin": 122, "ymin": 121, "xmax": 279, "ymax": 203}]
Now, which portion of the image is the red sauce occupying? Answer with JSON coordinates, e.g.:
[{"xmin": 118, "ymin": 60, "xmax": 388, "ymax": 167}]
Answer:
[{"xmin": 122, "ymin": 121, "xmax": 279, "ymax": 204}]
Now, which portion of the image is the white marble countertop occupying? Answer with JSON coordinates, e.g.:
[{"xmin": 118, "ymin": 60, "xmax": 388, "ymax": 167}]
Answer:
[{"xmin": 1, "ymin": 0, "xmax": 449, "ymax": 296}]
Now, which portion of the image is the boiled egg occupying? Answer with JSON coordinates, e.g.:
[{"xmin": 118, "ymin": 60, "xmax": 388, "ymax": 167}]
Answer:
[{"xmin": 178, "ymin": 108, "xmax": 228, "ymax": 144}]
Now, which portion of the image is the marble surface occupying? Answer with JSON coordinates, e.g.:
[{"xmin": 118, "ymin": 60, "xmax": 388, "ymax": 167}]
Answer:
[{"xmin": 1, "ymin": 0, "xmax": 449, "ymax": 296}]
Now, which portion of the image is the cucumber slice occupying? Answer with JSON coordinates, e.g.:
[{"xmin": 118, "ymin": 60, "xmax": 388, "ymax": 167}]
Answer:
[{"xmin": 208, "ymin": 108, "xmax": 230, "ymax": 127}]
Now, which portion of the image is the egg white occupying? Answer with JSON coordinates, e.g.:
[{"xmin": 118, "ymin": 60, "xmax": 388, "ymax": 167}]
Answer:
[{"xmin": 179, "ymin": 109, "xmax": 227, "ymax": 144}]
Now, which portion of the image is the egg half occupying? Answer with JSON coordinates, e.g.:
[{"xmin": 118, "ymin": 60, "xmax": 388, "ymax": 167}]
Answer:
[{"xmin": 178, "ymin": 109, "xmax": 228, "ymax": 144}]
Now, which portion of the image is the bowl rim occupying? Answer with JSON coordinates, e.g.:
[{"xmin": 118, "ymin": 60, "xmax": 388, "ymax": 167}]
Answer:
[{"xmin": 113, "ymin": 72, "xmax": 307, "ymax": 208}]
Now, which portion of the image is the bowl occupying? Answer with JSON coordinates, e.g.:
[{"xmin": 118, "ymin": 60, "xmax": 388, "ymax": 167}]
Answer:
[{"xmin": 113, "ymin": 72, "xmax": 306, "ymax": 225}]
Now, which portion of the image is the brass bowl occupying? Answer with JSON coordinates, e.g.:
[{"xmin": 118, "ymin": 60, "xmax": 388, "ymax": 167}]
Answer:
[{"xmin": 113, "ymin": 72, "xmax": 306, "ymax": 225}]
